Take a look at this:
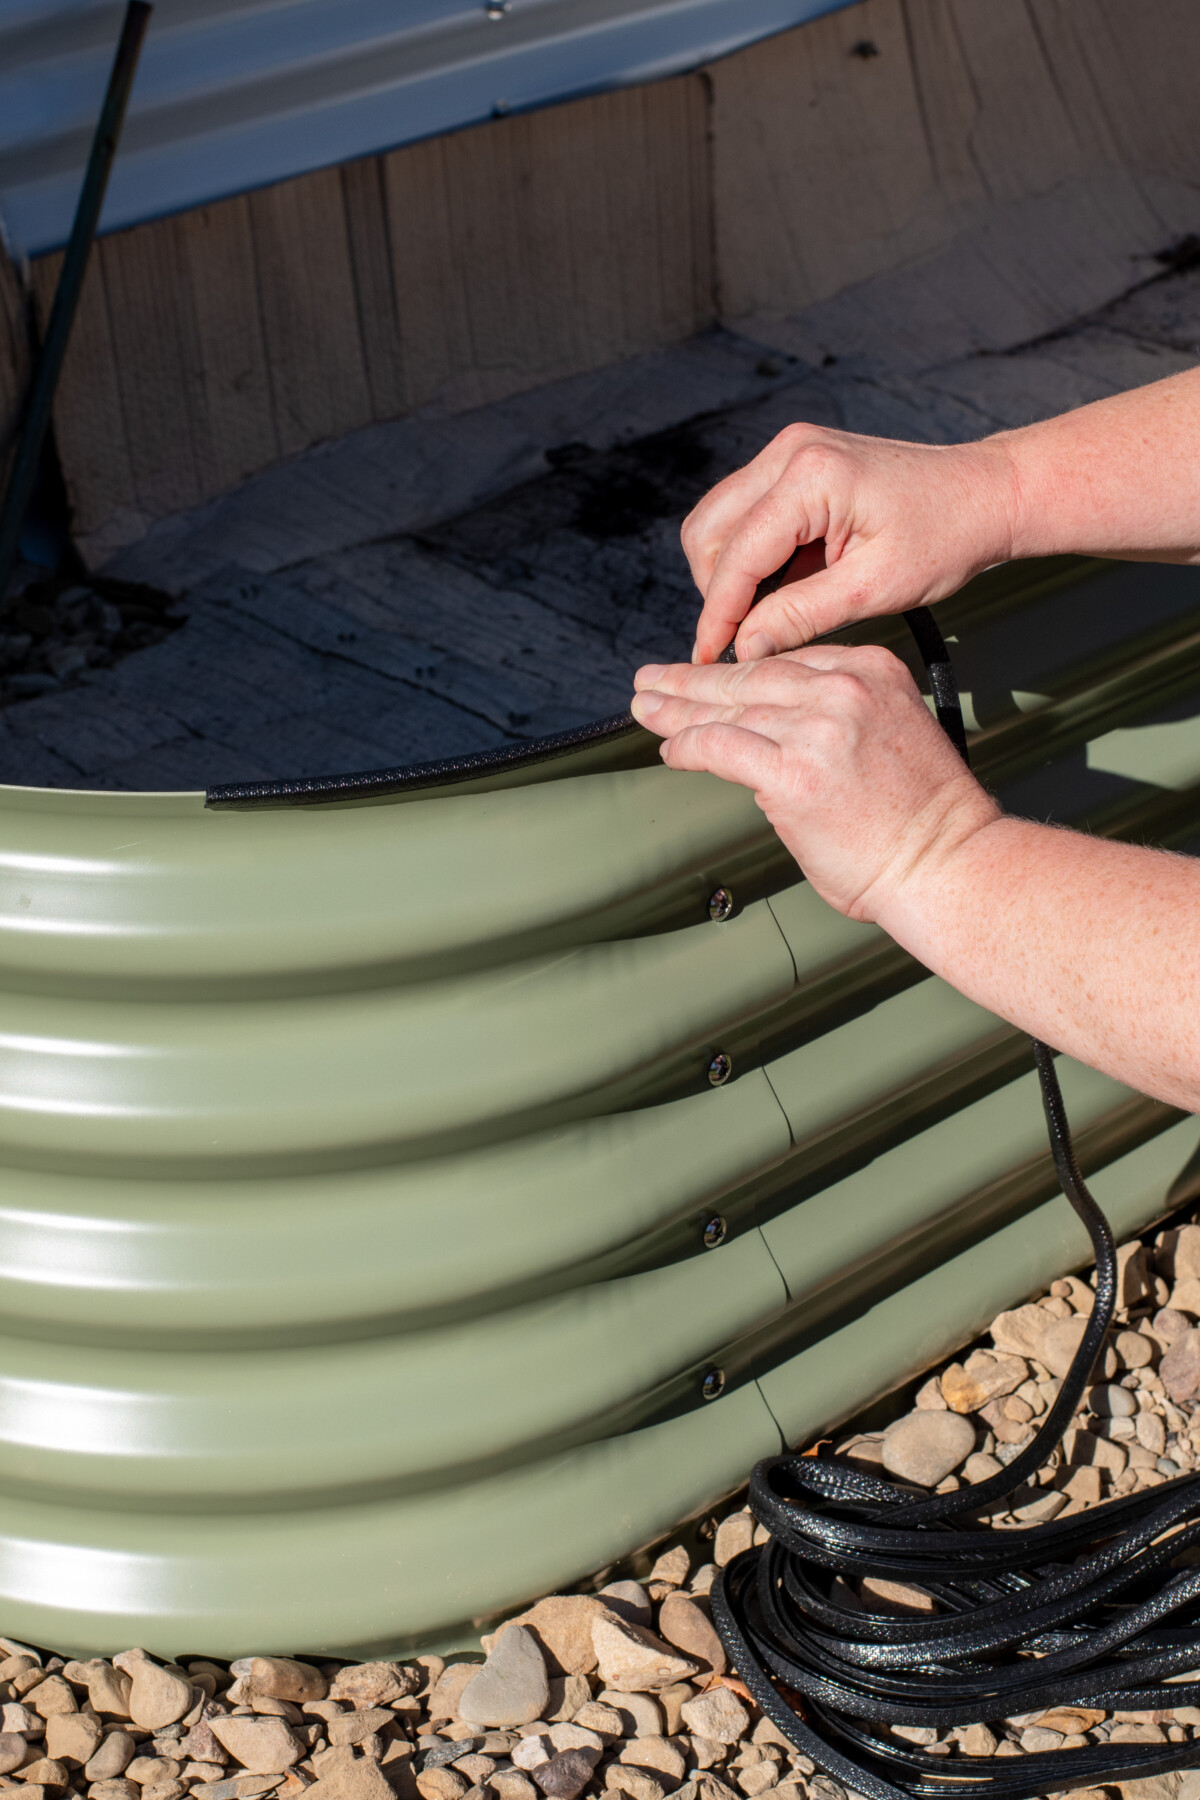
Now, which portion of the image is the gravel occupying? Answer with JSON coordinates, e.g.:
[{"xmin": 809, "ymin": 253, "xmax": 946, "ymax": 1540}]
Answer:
[{"xmin": 6, "ymin": 1210, "xmax": 1200, "ymax": 1800}]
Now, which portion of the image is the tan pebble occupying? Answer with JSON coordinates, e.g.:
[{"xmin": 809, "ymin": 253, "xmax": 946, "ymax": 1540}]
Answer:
[
  {"xmin": 618, "ymin": 1740, "xmax": 686, "ymax": 1781},
  {"xmin": 1136, "ymin": 1411, "xmax": 1167, "ymax": 1456},
  {"xmin": 569, "ymin": 1705, "xmax": 622, "ymax": 1741},
  {"xmin": 492, "ymin": 1777, "xmax": 537, "ymax": 1800},
  {"xmin": 657, "ymin": 1595, "xmax": 726, "ymax": 1676},
  {"xmin": 958, "ymin": 1724, "xmax": 996, "ymax": 1757},
  {"xmin": 685, "ymin": 1737, "xmax": 726, "ymax": 1772},
  {"xmin": 913, "ymin": 1377, "xmax": 946, "ymax": 1411},
  {"xmin": 597, "ymin": 1694, "xmax": 663, "ymax": 1739},
  {"xmin": 713, "ymin": 1515, "xmax": 754, "ymax": 1570},
  {"xmin": 425, "ymin": 1667, "xmax": 483, "ymax": 1727},
  {"xmin": 940, "ymin": 1354, "xmax": 1027, "ymax": 1414},
  {"xmin": 42, "ymin": 1715, "xmax": 101, "ymax": 1769},
  {"xmin": 0, "ymin": 1663, "xmax": 37, "ymax": 1686},
  {"xmin": 13, "ymin": 1759, "xmax": 68, "ymax": 1789},
  {"xmin": 591, "ymin": 1618, "xmax": 699, "ymax": 1695},
  {"xmin": 141, "ymin": 1784, "xmax": 188, "ymax": 1800},
  {"xmin": 24, "ymin": 1685, "xmax": 75, "ymax": 1723},
  {"xmin": 679, "ymin": 1692, "xmax": 748, "ymax": 1748},
  {"xmin": 1034, "ymin": 1708, "xmax": 1103, "ymax": 1733},
  {"xmin": 1116, "ymin": 1330, "xmax": 1154, "ymax": 1369},
  {"xmin": 328, "ymin": 1667, "xmax": 416, "ymax": 1712},
  {"xmin": 734, "ymin": 1766, "xmax": 775, "ymax": 1797},
  {"xmin": 208, "ymin": 1718, "xmax": 304, "ymax": 1775},
  {"xmin": 88, "ymin": 1783, "xmax": 140, "ymax": 1800},
  {"xmin": 602, "ymin": 1769, "xmax": 665, "ymax": 1800},
  {"xmin": 1110, "ymin": 1723, "xmax": 1167, "ymax": 1743},
  {"xmin": 449, "ymin": 1757, "xmax": 495, "ymax": 1786},
  {"xmin": 655, "ymin": 1685, "xmax": 694, "ymax": 1737},
  {"xmin": 881, "ymin": 1411, "xmax": 975, "ymax": 1486},
  {"xmin": 647, "ymin": 1547, "xmax": 690, "ymax": 1589},
  {"xmin": 249, "ymin": 1667, "xmax": 327, "ymax": 1709},
  {"xmin": 126, "ymin": 1665, "xmax": 192, "ymax": 1736},
  {"xmin": 304, "ymin": 1747, "xmax": 397, "ymax": 1800},
  {"xmin": 325, "ymin": 1715, "xmax": 391, "ymax": 1750},
  {"xmin": 961, "ymin": 1452, "xmax": 1003, "ymax": 1484},
  {"xmin": 0, "ymin": 1743, "xmax": 24, "ymax": 1780}
]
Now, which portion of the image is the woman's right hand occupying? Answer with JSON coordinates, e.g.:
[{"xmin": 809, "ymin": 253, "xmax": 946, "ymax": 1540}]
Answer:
[{"xmin": 683, "ymin": 421, "xmax": 1020, "ymax": 664}]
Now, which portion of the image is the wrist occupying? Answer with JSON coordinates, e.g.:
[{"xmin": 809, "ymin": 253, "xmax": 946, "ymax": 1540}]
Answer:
[
  {"xmin": 864, "ymin": 785, "xmax": 1005, "ymax": 941},
  {"xmin": 954, "ymin": 436, "xmax": 1023, "ymax": 571}
]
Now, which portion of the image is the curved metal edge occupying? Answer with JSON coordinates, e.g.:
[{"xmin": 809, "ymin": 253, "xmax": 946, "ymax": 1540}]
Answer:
[{"xmin": 204, "ymin": 712, "xmax": 655, "ymax": 809}]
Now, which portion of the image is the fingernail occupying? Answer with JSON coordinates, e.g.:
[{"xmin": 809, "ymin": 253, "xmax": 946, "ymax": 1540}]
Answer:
[
  {"xmin": 739, "ymin": 631, "xmax": 775, "ymax": 662},
  {"xmin": 636, "ymin": 664, "xmax": 666, "ymax": 686},
  {"xmin": 631, "ymin": 691, "xmax": 663, "ymax": 720}
]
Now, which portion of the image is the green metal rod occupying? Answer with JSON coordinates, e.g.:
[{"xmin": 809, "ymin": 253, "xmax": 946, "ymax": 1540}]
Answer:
[{"xmin": 0, "ymin": 1, "xmax": 152, "ymax": 604}]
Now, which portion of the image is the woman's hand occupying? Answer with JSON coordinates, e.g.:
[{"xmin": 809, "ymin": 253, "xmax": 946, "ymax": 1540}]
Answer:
[
  {"xmin": 683, "ymin": 423, "xmax": 1019, "ymax": 664},
  {"xmin": 630, "ymin": 645, "xmax": 998, "ymax": 922}
]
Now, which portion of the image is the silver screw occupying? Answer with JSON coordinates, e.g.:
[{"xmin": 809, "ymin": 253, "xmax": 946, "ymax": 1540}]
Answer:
[
  {"xmin": 701, "ymin": 1367, "xmax": 726, "ymax": 1401},
  {"xmin": 485, "ymin": 1, "xmax": 510, "ymax": 15},
  {"xmin": 702, "ymin": 1215, "xmax": 728, "ymax": 1249},
  {"xmin": 708, "ymin": 1051, "xmax": 732, "ymax": 1087},
  {"xmin": 708, "ymin": 887, "xmax": 733, "ymax": 923}
]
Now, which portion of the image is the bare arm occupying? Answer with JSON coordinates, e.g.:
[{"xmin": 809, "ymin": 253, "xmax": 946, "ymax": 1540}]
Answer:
[
  {"xmin": 687, "ymin": 367, "xmax": 1200, "ymax": 663},
  {"xmin": 630, "ymin": 651, "xmax": 1200, "ymax": 1112}
]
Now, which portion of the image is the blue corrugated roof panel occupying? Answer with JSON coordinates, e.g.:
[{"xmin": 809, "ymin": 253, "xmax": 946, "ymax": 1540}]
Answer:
[{"xmin": 0, "ymin": 0, "xmax": 855, "ymax": 258}]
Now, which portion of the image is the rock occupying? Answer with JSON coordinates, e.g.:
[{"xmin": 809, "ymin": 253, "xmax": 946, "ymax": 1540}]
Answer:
[
  {"xmin": 208, "ymin": 1717, "xmax": 304, "ymax": 1774},
  {"xmin": 327, "ymin": 1714, "xmax": 394, "ymax": 1749},
  {"xmin": 1152, "ymin": 1308, "xmax": 1191, "ymax": 1347},
  {"xmin": 857, "ymin": 1579, "xmax": 937, "ymax": 1617},
  {"xmin": 23, "ymin": 1681, "xmax": 73, "ymax": 1722},
  {"xmin": 180, "ymin": 1721, "xmax": 228, "ymax": 1765},
  {"xmin": 940, "ymin": 1353, "xmax": 1028, "ymax": 1414},
  {"xmin": 0, "ymin": 1703, "xmax": 37, "ymax": 1734},
  {"xmin": 1089, "ymin": 1383, "xmax": 1136, "ymax": 1417},
  {"xmin": 656, "ymin": 1597, "xmax": 725, "ymax": 1676},
  {"xmin": 1057, "ymin": 1464, "xmax": 1102, "ymax": 1505},
  {"xmin": 712, "ymin": 1517, "xmax": 753, "ymax": 1569},
  {"xmin": 571, "ymin": 1705, "xmax": 623, "ymax": 1741},
  {"xmin": 1035, "ymin": 1708, "xmax": 1103, "ymax": 1733},
  {"xmin": 1116, "ymin": 1330, "xmax": 1154, "ymax": 1369},
  {"xmin": 1062, "ymin": 1428, "xmax": 1127, "ymax": 1476},
  {"xmin": 459, "ymin": 1629, "xmax": 549, "ymax": 1730},
  {"xmin": 656, "ymin": 1686, "xmax": 694, "ymax": 1737},
  {"xmin": 1174, "ymin": 1279, "xmax": 1200, "ymax": 1316},
  {"xmin": 511, "ymin": 1736, "xmax": 551, "ymax": 1772},
  {"xmin": 604, "ymin": 1769, "xmax": 665, "ymax": 1800},
  {"xmin": 16, "ymin": 1757, "xmax": 69, "ymax": 1788},
  {"xmin": 44, "ymin": 1716, "xmax": 102, "ymax": 1766},
  {"xmin": 532, "ymin": 1751, "xmax": 599, "ymax": 1800},
  {"xmin": 1110, "ymin": 1723, "xmax": 1167, "ymax": 1744},
  {"xmin": 0, "ymin": 1737, "xmax": 26, "ymax": 1776},
  {"xmin": 990, "ymin": 1305, "xmax": 1089, "ymax": 1375},
  {"xmin": 493, "ymin": 1778, "xmax": 537, "ymax": 1800},
  {"xmin": 426, "ymin": 1667, "xmax": 483, "ymax": 1726},
  {"xmin": 450, "ymin": 1757, "xmax": 495, "ymax": 1786},
  {"xmin": 127, "ymin": 1664, "xmax": 193, "ymax": 1733},
  {"xmin": 1123, "ymin": 1782, "xmax": 1184, "ymax": 1800},
  {"xmin": 249, "ymin": 1666, "xmax": 327, "ymax": 1707},
  {"xmin": 1019, "ymin": 1727, "xmax": 1062, "ymax": 1753},
  {"xmin": 329, "ymin": 1668, "xmax": 416, "ymax": 1711},
  {"xmin": 597, "ymin": 1695, "xmax": 663, "ymax": 1739},
  {"xmin": 89, "ymin": 1783, "xmax": 140, "ymax": 1800},
  {"xmin": 679, "ymin": 1692, "xmax": 749, "ymax": 1748},
  {"xmin": 648, "ymin": 1549, "xmax": 690, "ymax": 1589},
  {"xmin": 961, "ymin": 1451, "xmax": 1003, "ymax": 1484},
  {"xmin": 305, "ymin": 1750, "xmax": 397, "ymax": 1800},
  {"xmin": 913, "ymin": 1377, "xmax": 947, "ymax": 1411},
  {"xmin": 672, "ymin": 1778, "xmax": 739, "ymax": 1800},
  {"xmin": 619, "ymin": 1740, "xmax": 687, "ymax": 1783},
  {"xmin": 544, "ymin": 1676, "xmax": 590, "ymax": 1725},
  {"xmin": 597, "ymin": 1585, "xmax": 652, "ymax": 1629},
  {"xmin": 143, "ymin": 1785, "xmax": 187, "ymax": 1800},
  {"xmin": 85, "ymin": 1734, "xmax": 137, "ymax": 1782},
  {"xmin": 1137, "ymin": 1412, "xmax": 1168, "ymax": 1455},
  {"xmin": 1162, "ymin": 1331, "xmax": 1200, "ymax": 1405},
  {"xmin": 733, "ymin": 1765, "xmax": 774, "ymax": 1798},
  {"xmin": 126, "ymin": 1758, "xmax": 182, "ymax": 1785},
  {"xmin": 591, "ymin": 1619, "xmax": 700, "ymax": 1695},
  {"xmin": 959, "ymin": 1725, "xmax": 996, "ymax": 1757},
  {"xmin": 880, "ymin": 1412, "xmax": 975, "ymax": 1487},
  {"xmin": 486, "ymin": 1600, "xmax": 609, "ymax": 1679}
]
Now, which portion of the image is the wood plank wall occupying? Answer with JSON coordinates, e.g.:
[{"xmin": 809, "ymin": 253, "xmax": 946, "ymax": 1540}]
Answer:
[{"xmin": 6, "ymin": 0, "xmax": 1200, "ymax": 566}]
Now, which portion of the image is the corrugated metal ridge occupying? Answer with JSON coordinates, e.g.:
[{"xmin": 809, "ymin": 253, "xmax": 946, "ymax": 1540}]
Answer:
[{"xmin": 0, "ymin": 0, "xmax": 855, "ymax": 256}]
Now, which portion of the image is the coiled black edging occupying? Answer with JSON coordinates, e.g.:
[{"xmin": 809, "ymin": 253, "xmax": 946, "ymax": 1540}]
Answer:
[{"xmin": 712, "ymin": 607, "xmax": 1200, "ymax": 1800}]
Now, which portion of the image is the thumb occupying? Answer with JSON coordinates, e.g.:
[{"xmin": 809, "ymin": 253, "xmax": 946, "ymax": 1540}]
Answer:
[{"xmin": 735, "ymin": 557, "xmax": 879, "ymax": 657}]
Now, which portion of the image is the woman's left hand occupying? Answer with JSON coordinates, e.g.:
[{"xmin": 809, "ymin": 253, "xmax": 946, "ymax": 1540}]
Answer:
[{"xmin": 630, "ymin": 645, "xmax": 998, "ymax": 923}]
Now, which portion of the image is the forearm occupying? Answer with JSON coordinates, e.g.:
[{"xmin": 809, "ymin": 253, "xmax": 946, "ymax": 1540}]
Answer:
[
  {"xmin": 876, "ymin": 819, "xmax": 1200, "ymax": 1111},
  {"xmin": 994, "ymin": 368, "xmax": 1200, "ymax": 564}
]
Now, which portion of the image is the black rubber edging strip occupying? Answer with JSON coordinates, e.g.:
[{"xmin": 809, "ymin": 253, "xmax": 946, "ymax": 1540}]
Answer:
[{"xmin": 205, "ymin": 711, "xmax": 644, "ymax": 809}]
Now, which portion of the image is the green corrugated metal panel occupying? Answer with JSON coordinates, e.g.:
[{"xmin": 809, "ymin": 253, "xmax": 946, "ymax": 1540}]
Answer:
[{"xmin": 1, "ymin": 555, "xmax": 1199, "ymax": 1657}]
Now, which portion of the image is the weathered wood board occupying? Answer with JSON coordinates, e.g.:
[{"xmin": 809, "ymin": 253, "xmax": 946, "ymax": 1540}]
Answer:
[{"xmin": 24, "ymin": 0, "xmax": 1200, "ymax": 569}]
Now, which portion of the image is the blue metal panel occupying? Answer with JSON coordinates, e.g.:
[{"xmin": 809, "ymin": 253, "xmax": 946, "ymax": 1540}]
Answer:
[{"xmin": 0, "ymin": 0, "xmax": 857, "ymax": 257}]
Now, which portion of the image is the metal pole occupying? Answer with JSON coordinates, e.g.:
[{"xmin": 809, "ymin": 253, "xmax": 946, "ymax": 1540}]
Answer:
[{"xmin": 0, "ymin": 0, "xmax": 152, "ymax": 606}]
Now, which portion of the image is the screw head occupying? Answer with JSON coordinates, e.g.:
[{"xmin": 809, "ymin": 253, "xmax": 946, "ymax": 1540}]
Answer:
[
  {"xmin": 701, "ymin": 1367, "xmax": 726, "ymax": 1401},
  {"xmin": 702, "ymin": 1214, "xmax": 728, "ymax": 1249},
  {"xmin": 708, "ymin": 887, "xmax": 734, "ymax": 923},
  {"xmin": 707, "ymin": 1051, "xmax": 732, "ymax": 1087},
  {"xmin": 485, "ymin": 1, "xmax": 510, "ymax": 15}
]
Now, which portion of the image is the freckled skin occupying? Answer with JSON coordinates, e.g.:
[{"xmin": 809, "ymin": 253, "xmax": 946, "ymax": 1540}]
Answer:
[{"xmin": 634, "ymin": 368, "xmax": 1200, "ymax": 1114}]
